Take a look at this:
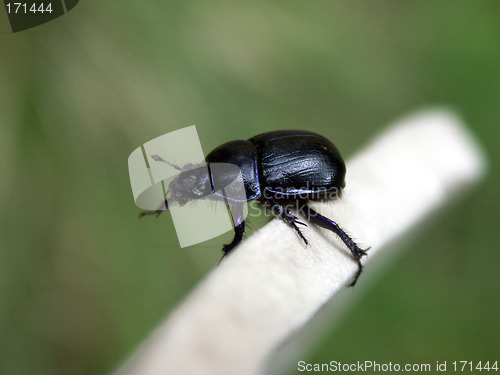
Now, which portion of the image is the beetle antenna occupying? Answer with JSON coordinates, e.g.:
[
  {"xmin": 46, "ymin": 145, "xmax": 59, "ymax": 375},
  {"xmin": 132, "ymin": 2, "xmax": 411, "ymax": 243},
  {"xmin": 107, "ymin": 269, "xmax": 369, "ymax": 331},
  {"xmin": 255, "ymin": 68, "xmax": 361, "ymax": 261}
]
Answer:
[{"xmin": 150, "ymin": 154, "xmax": 182, "ymax": 170}]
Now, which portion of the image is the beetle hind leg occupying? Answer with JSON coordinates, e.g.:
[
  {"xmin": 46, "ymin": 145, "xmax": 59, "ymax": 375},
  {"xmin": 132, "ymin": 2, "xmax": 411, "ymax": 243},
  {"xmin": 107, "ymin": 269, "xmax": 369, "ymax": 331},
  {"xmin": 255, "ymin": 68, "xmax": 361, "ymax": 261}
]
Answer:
[{"xmin": 302, "ymin": 204, "xmax": 369, "ymax": 287}]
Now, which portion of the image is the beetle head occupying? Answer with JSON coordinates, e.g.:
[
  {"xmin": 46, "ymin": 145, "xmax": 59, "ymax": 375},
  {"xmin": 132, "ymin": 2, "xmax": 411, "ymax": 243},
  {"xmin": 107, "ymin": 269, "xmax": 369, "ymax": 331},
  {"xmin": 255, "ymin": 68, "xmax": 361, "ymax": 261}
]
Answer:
[{"xmin": 167, "ymin": 164, "xmax": 212, "ymax": 207}]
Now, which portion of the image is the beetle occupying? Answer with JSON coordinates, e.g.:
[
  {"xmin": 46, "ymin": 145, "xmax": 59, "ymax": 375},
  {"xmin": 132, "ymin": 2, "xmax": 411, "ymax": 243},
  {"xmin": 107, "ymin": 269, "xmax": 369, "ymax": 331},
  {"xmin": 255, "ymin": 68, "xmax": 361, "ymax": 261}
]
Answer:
[{"xmin": 141, "ymin": 130, "xmax": 368, "ymax": 286}]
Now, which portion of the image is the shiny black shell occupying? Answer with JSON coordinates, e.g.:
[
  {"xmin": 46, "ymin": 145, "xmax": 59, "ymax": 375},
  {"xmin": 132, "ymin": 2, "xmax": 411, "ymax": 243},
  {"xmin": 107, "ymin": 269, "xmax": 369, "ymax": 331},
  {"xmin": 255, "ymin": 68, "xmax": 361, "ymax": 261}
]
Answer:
[{"xmin": 206, "ymin": 130, "xmax": 346, "ymax": 201}]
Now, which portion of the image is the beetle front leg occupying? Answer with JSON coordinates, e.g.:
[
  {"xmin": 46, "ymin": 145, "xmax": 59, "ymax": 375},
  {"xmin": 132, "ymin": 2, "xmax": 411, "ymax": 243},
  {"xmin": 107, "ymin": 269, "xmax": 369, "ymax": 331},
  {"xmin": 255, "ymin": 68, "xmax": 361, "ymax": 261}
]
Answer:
[
  {"xmin": 302, "ymin": 204, "xmax": 368, "ymax": 286},
  {"xmin": 219, "ymin": 222, "xmax": 245, "ymax": 261},
  {"xmin": 218, "ymin": 203, "xmax": 246, "ymax": 264},
  {"xmin": 138, "ymin": 200, "xmax": 168, "ymax": 218}
]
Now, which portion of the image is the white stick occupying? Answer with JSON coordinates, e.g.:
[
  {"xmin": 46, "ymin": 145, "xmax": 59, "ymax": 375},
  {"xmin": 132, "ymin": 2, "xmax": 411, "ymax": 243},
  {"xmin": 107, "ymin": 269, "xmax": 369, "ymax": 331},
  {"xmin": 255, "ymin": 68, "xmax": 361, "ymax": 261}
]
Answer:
[{"xmin": 115, "ymin": 109, "xmax": 485, "ymax": 375}]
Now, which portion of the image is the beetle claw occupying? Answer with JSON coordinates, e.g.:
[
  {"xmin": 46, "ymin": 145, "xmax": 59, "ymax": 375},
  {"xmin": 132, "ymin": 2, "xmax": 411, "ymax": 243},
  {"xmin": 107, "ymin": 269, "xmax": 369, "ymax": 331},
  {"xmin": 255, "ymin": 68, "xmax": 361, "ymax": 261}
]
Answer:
[{"xmin": 347, "ymin": 262, "xmax": 363, "ymax": 287}]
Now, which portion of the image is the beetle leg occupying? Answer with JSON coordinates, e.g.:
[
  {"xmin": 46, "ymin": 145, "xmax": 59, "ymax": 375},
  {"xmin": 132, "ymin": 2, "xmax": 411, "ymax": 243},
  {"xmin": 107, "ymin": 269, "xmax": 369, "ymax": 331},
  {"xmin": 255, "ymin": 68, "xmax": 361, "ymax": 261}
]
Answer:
[
  {"xmin": 218, "ymin": 202, "xmax": 246, "ymax": 264},
  {"xmin": 264, "ymin": 198, "xmax": 309, "ymax": 246},
  {"xmin": 218, "ymin": 221, "xmax": 245, "ymax": 265},
  {"xmin": 138, "ymin": 200, "xmax": 168, "ymax": 218},
  {"xmin": 302, "ymin": 204, "xmax": 369, "ymax": 287}
]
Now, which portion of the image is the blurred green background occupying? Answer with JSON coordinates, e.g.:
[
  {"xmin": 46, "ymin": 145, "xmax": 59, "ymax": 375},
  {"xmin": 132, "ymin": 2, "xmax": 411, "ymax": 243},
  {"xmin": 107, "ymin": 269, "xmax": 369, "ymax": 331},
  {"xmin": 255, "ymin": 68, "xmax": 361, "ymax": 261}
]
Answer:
[{"xmin": 0, "ymin": 1, "xmax": 498, "ymax": 374}]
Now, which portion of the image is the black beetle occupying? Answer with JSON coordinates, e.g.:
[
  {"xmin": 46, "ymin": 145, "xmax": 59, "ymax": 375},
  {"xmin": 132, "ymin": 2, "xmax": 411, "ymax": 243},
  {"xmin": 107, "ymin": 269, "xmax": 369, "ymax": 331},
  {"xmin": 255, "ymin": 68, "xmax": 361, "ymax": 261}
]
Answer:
[{"xmin": 141, "ymin": 130, "xmax": 368, "ymax": 286}]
